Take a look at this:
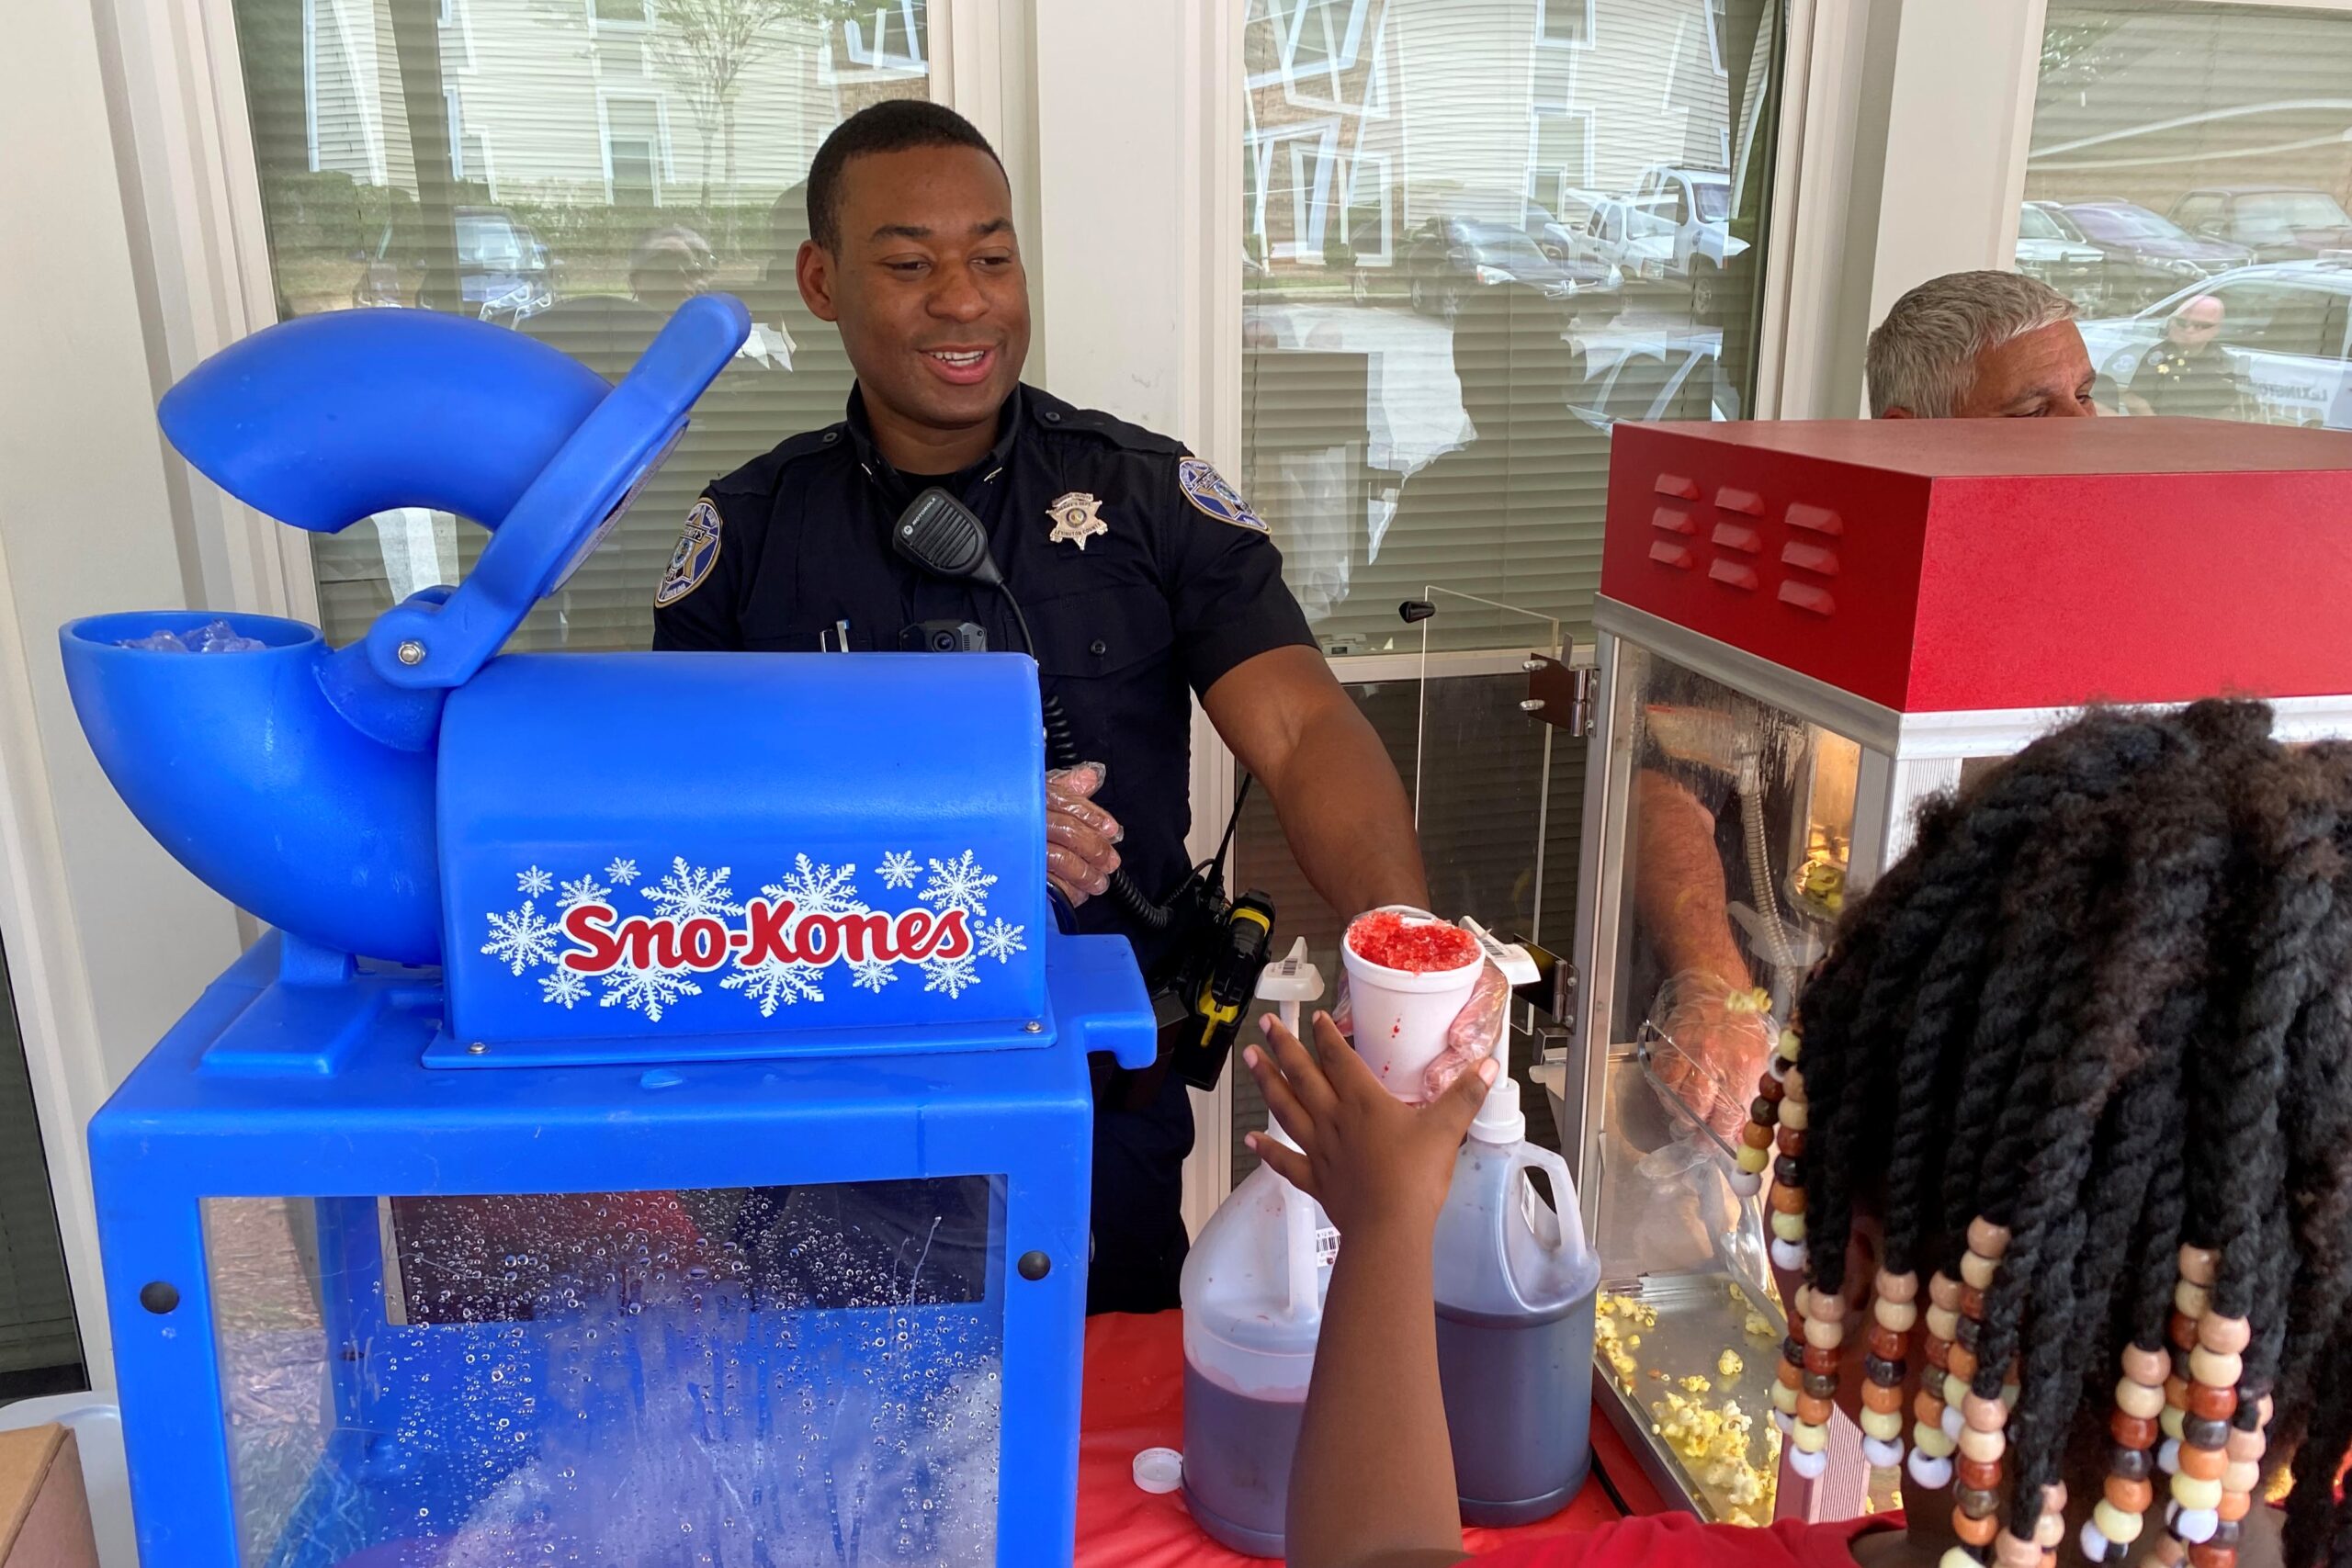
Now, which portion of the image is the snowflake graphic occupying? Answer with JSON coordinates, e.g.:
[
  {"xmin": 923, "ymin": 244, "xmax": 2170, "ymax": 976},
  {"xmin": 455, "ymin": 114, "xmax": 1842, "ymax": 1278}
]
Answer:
[
  {"xmin": 558, "ymin": 874, "xmax": 611, "ymax": 911},
  {"xmin": 599, "ymin": 964, "xmax": 702, "ymax": 1021},
  {"xmin": 976, "ymin": 918, "xmax": 1027, "ymax": 964},
  {"xmin": 920, "ymin": 851, "xmax": 998, "ymax": 915},
  {"xmin": 482, "ymin": 901, "xmax": 558, "ymax": 976},
  {"xmin": 761, "ymin": 854, "xmax": 865, "ymax": 916},
  {"xmin": 539, "ymin": 968, "xmax": 589, "ymax": 1009},
  {"xmin": 642, "ymin": 858, "xmax": 742, "ymax": 921},
  {"xmin": 721, "ymin": 959, "xmax": 826, "ymax": 1017},
  {"xmin": 850, "ymin": 957, "xmax": 899, "ymax": 994},
  {"xmin": 922, "ymin": 953, "xmax": 980, "ymax": 999},
  {"xmin": 517, "ymin": 865, "xmax": 554, "ymax": 897},
  {"xmin": 605, "ymin": 857, "xmax": 641, "ymax": 886},
  {"xmin": 877, "ymin": 851, "xmax": 921, "ymax": 891}
]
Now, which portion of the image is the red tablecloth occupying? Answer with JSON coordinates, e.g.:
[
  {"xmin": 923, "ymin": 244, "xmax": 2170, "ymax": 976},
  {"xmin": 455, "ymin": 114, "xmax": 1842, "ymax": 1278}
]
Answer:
[{"xmin": 1076, "ymin": 1313, "xmax": 1638, "ymax": 1568}]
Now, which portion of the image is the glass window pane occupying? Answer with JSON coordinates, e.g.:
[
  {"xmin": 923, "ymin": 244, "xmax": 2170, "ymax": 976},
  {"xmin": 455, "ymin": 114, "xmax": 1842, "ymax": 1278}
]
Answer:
[
  {"xmin": 206, "ymin": 1180, "xmax": 1004, "ymax": 1563},
  {"xmin": 231, "ymin": 0, "xmax": 935, "ymax": 651},
  {"xmin": 0, "ymin": 936, "xmax": 83, "ymax": 1403},
  {"xmin": 2030, "ymin": 2, "xmax": 2352, "ymax": 429},
  {"xmin": 1241, "ymin": 0, "xmax": 1787, "ymax": 655}
]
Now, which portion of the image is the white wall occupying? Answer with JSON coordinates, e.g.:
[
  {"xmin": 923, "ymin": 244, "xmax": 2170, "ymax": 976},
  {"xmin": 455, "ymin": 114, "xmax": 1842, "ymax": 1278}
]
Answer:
[
  {"xmin": 1032, "ymin": 0, "xmax": 1237, "ymax": 452},
  {"xmin": 1862, "ymin": 1, "xmax": 2041, "ymax": 345},
  {"xmin": 0, "ymin": 0, "xmax": 251, "ymax": 1392}
]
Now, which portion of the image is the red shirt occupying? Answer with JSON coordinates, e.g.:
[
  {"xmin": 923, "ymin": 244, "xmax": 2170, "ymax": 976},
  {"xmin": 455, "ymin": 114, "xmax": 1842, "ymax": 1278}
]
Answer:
[{"xmin": 1470, "ymin": 1511, "xmax": 1902, "ymax": 1568}]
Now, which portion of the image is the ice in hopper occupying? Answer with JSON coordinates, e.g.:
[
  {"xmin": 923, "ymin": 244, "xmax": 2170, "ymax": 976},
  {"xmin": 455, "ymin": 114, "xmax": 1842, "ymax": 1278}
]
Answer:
[{"xmin": 115, "ymin": 618, "xmax": 267, "ymax": 652}]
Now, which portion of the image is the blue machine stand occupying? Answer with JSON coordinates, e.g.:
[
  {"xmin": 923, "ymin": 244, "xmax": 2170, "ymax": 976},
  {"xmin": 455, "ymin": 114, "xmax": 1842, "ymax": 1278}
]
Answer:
[{"xmin": 60, "ymin": 297, "xmax": 1156, "ymax": 1566}]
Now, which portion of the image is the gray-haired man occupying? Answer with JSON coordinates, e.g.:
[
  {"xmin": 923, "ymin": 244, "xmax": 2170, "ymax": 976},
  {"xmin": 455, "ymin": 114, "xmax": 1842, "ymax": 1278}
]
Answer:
[
  {"xmin": 1867, "ymin": 269, "xmax": 2100, "ymax": 419},
  {"xmin": 1631, "ymin": 270, "xmax": 2102, "ymax": 1133}
]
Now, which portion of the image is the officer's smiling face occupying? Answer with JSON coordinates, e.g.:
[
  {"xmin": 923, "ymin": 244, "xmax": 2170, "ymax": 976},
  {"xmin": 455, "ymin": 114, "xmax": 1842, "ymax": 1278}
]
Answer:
[{"xmin": 797, "ymin": 144, "xmax": 1031, "ymax": 455}]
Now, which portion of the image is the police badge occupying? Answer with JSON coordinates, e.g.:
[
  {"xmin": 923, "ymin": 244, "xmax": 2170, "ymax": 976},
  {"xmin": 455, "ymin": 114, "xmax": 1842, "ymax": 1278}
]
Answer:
[
  {"xmin": 655, "ymin": 499, "xmax": 723, "ymax": 607},
  {"xmin": 1177, "ymin": 457, "xmax": 1268, "ymax": 532},
  {"xmin": 1046, "ymin": 491, "xmax": 1109, "ymax": 550}
]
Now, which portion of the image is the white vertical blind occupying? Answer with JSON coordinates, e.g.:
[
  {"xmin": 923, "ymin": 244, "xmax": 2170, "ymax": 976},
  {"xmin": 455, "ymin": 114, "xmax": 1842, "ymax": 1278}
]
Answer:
[
  {"xmin": 227, "ymin": 0, "xmax": 939, "ymax": 649},
  {"xmin": 1240, "ymin": 0, "xmax": 1786, "ymax": 656}
]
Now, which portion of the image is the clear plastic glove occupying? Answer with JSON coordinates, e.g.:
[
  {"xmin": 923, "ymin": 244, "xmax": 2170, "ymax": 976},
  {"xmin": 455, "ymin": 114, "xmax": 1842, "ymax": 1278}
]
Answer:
[
  {"xmin": 1420, "ymin": 959, "xmax": 1510, "ymax": 1103},
  {"xmin": 1046, "ymin": 762, "xmax": 1122, "ymax": 908},
  {"xmin": 1330, "ymin": 934, "xmax": 1513, "ymax": 1105},
  {"xmin": 1647, "ymin": 971, "xmax": 1775, "ymax": 1141}
]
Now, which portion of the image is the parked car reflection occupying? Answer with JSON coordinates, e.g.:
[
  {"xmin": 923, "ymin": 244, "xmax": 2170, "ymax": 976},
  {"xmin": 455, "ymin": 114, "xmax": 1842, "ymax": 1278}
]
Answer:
[
  {"xmin": 2016, "ymin": 201, "xmax": 2107, "ymax": 311},
  {"xmin": 1404, "ymin": 216, "xmax": 1624, "ymax": 325},
  {"xmin": 1568, "ymin": 196, "xmax": 1679, "ymax": 288},
  {"xmin": 2170, "ymin": 186, "xmax": 2352, "ymax": 264},
  {"xmin": 352, "ymin": 206, "xmax": 559, "ymax": 325},
  {"xmin": 2055, "ymin": 199, "xmax": 2254, "ymax": 310},
  {"xmin": 2075, "ymin": 259, "xmax": 2352, "ymax": 428}
]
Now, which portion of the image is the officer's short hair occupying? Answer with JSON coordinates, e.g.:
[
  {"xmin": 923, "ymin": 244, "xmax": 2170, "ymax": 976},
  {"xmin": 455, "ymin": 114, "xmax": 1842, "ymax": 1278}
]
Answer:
[
  {"xmin": 1866, "ymin": 271, "xmax": 2078, "ymax": 417},
  {"xmin": 806, "ymin": 101, "xmax": 1006, "ymax": 254}
]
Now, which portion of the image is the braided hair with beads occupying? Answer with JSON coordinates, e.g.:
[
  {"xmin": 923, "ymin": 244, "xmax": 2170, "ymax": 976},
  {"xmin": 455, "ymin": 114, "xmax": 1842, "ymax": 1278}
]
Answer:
[{"xmin": 1726, "ymin": 702, "xmax": 2352, "ymax": 1568}]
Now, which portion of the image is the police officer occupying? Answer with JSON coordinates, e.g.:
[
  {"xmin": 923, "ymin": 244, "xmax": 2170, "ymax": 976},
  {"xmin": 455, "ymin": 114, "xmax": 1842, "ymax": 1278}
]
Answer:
[
  {"xmin": 651, "ymin": 101, "xmax": 1430, "ymax": 1314},
  {"xmin": 2125, "ymin": 294, "xmax": 2244, "ymax": 421}
]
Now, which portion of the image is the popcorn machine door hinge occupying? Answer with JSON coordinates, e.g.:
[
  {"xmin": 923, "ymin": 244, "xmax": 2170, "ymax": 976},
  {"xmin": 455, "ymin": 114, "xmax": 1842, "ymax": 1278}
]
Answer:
[{"xmin": 1520, "ymin": 653, "xmax": 1594, "ymax": 738}]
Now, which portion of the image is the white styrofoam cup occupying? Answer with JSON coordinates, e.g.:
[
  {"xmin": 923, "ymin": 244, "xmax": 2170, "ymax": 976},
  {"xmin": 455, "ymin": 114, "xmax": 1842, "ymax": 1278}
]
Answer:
[{"xmin": 1341, "ymin": 908, "xmax": 1484, "ymax": 1101}]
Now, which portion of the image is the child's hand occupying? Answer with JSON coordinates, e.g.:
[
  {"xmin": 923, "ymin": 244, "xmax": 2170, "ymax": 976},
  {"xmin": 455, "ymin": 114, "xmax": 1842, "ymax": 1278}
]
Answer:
[{"xmin": 1241, "ymin": 1010, "xmax": 1498, "ymax": 1239}]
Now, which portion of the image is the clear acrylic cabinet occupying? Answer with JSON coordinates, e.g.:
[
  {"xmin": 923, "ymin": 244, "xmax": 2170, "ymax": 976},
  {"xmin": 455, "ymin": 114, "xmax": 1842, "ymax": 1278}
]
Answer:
[{"xmin": 1547, "ymin": 415, "xmax": 2352, "ymax": 1524}]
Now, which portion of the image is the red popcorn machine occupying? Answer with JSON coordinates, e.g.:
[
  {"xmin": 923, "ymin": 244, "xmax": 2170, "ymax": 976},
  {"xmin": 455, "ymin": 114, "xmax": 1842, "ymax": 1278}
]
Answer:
[{"xmin": 1539, "ymin": 416, "xmax": 2352, "ymax": 1527}]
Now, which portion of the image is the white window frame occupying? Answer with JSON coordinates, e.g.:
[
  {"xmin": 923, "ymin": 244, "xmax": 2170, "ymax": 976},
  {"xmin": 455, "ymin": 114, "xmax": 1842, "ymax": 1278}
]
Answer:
[
  {"xmin": 1247, "ymin": 0, "xmax": 1375, "ymax": 95},
  {"xmin": 586, "ymin": 0, "xmax": 652, "ymax": 33},
  {"xmin": 301, "ymin": 0, "xmax": 391, "ymax": 184},
  {"xmin": 1530, "ymin": 105, "xmax": 1598, "ymax": 213},
  {"xmin": 841, "ymin": 1, "xmax": 933, "ymax": 73},
  {"xmin": 1341, "ymin": 149, "xmax": 1393, "ymax": 266},
  {"xmin": 1533, "ymin": 0, "xmax": 1594, "ymax": 51},
  {"xmin": 1248, "ymin": 119, "xmax": 1340, "ymax": 263},
  {"xmin": 1706, "ymin": 0, "xmax": 1729, "ymax": 75},
  {"xmin": 596, "ymin": 90, "xmax": 673, "ymax": 204},
  {"xmin": 444, "ymin": 85, "xmax": 464, "ymax": 179}
]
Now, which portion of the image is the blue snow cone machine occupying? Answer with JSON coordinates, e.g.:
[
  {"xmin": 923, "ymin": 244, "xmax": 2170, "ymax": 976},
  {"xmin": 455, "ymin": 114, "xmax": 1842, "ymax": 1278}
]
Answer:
[{"xmin": 61, "ymin": 295, "xmax": 1153, "ymax": 1567}]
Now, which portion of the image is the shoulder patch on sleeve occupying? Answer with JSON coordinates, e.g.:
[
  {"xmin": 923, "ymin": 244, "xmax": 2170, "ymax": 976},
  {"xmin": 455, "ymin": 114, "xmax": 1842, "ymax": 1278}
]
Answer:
[
  {"xmin": 1177, "ymin": 457, "xmax": 1269, "ymax": 533},
  {"xmin": 655, "ymin": 499, "xmax": 724, "ymax": 608}
]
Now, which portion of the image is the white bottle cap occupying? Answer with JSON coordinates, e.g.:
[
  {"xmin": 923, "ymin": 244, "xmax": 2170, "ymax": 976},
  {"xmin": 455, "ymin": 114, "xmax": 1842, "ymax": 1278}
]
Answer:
[
  {"xmin": 1469, "ymin": 1069, "xmax": 1525, "ymax": 1144},
  {"xmin": 1255, "ymin": 937, "xmax": 1325, "ymax": 1003},
  {"xmin": 1133, "ymin": 1447, "xmax": 1185, "ymax": 1495}
]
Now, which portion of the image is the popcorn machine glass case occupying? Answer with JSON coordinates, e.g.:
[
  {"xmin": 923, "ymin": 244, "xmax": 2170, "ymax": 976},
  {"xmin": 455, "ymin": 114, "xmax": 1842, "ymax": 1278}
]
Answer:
[
  {"xmin": 1555, "ymin": 416, "xmax": 2352, "ymax": 1525},
  {"xmin": 1569, "ymin": 617, "xmax": 1972, "ymax": 1527}
]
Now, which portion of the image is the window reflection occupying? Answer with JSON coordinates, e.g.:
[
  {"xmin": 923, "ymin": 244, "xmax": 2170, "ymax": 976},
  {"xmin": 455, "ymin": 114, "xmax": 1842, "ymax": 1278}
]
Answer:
[
  {"xmin": 2030, "ymin": 1, "xmax": 2352, "ymax": 432},
  {"xmin": 1240, "ymin": 0, "xmax": 1785, "ymax": 655},
  {"xmin": 231, "ymin": 0, "xmax": 933, "ymax": 649}
]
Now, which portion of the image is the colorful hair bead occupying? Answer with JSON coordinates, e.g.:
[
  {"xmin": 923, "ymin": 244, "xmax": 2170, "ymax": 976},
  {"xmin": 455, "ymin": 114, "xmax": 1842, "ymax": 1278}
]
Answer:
[
  {"xmin": 2147, "ymin": 1250, "xmax": 2266, "ymax": 1568},
  {"xmin": 1728, "ymin": 1043, "xmax": 1784, "ymax": 1200}
]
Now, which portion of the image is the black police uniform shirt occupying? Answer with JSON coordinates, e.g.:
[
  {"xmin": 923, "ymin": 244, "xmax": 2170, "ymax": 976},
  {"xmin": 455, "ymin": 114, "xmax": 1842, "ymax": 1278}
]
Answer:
[
  {"xmin": 650, "ymin": 384, "xmax": 1315, "ymax": 972},
  {"xmin": 649, "ymin": 384, "xmax": 1317, "ymax": 1315},
  {"xmin": 2129, "ymin": 342, "xmax": 2244, "ymax": 421}
]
